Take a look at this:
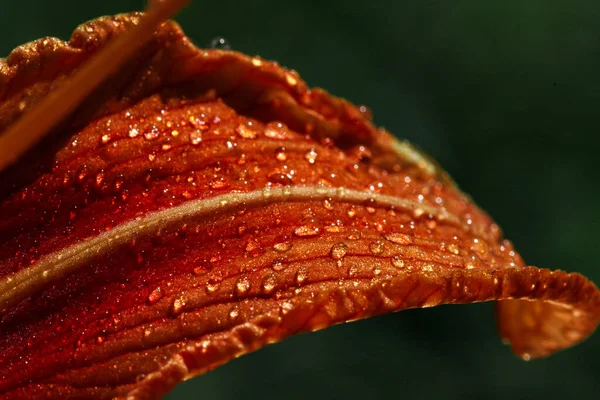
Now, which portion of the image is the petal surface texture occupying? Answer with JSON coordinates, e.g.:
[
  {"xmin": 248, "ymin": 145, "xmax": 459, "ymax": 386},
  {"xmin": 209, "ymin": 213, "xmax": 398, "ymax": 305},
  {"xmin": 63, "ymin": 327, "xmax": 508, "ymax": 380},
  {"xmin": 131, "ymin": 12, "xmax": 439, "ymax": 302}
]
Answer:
[{"xmin": 0, "ymin": 13, "xmax": 598, "ymax": 400}]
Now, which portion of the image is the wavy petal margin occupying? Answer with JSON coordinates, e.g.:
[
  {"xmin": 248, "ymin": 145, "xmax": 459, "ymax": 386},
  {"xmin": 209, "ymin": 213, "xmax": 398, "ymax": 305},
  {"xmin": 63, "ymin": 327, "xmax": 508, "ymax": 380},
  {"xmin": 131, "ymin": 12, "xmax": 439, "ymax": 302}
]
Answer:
[{"xmin": 0, "ymin": 13, "xmax": 598, "ymax": 400}]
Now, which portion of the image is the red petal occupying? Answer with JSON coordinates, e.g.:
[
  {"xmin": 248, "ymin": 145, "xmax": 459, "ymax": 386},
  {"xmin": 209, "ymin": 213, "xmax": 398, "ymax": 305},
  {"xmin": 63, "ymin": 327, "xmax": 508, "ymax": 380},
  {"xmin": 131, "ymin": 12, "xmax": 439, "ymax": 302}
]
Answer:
[{"xmin": 0, "ymin": 13, "xmax": 598, "ymax": 400}]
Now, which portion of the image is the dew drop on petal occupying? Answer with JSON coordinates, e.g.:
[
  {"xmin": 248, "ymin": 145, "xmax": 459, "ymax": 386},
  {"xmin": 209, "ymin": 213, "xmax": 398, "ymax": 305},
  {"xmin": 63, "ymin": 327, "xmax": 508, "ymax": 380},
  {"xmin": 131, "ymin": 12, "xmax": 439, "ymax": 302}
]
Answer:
[
  {"xmin": 268, "ymin": 172, "xmax": 293, "ymax": 185},
  {"xmin": 261, "ymin": 275, "xmax": 277, "ymax": 295},
  {"xmin": 369, "ymin": 240, "xmax": 385, "ymax": 255},
  {"xmin": 236, "ymin": 123, "xmax": 258, "ymax": 139},
  {"xmin": 147, "ymin": 287, "xmax": 163, "ymax": 304},
  {"xmin": 229, "ymin": 307, "xmax": 240, "ymax": 320},
  {"xmin": 330, "ymin": 243, "xmax": 349, "ymax": 260},
  {"xmin": 295, "ymin": 269, "xmax": 307, "ymax": 284},
  {"xmin": 294, "ymin": 225, "xmax": 321, "ymax": 237},
  {"xmin": 172, "ymin": 297, "xmax": 185, "ymax": 315},
  {"xmin": 264, "ymin": 122, "xmax": 288, "ymax": 139},
  {"xmin": 384, "ymin": 233, "xmax": 413, "ymax": 245},
  {"xmin": 144, "ymin": 128, "xmax": 160, "ymax": 141},
  {"xmin": 391, "ymin": 256, "xmax": 405, "ymax": 269},
  {"xmin": 236, "ymin": 276, "xmax": 251, "ymax": 296},
  {"xmin": 190, "ymin": 131, "xmax": 203, "ymax": 145},
  {"xmin": 470, "ymin": 239, "xmax": 490, "ymax": 260},
  {"xmin": 275, "ymin": 147, "xmax": 287, "ymax": 161},
  {"xmin": 272, "ymin": 259, "xmax": 286, "ymax": 271},
  {"xmin": 447, "ymin": 243, "xmax": 460, "ymax": 255},
  {"xmin": 273, "ymin": 242, "xmax": 292, "ymax": 252},
  {"xmin": 304, "ymin": 148, "xmax": 318, "ymax": 164},
  {"xmin": 206, "ymin": 277, "xmax": 221, "ymax": 294}
]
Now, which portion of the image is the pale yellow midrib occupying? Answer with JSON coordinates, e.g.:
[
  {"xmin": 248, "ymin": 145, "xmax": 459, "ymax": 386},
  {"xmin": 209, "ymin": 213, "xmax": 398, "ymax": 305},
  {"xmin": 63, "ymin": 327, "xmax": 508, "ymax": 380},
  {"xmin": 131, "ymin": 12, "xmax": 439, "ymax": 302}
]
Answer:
[{"xmin": 0, "ymin": 186, "xmax": 462, "ymax": 316}]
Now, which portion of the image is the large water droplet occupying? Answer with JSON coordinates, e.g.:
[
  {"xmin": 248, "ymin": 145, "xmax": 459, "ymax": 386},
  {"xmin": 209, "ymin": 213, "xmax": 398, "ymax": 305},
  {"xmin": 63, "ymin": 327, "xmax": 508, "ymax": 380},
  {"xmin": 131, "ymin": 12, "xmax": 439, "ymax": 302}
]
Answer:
[
  {"xmin": 330, "ymin": 243, "xmax": 349, "ymax": 260},
  {"xmin": 369, "ymin": 240, "xmax": 385, "ymax": 255},
  {"xmin": 273, "ymin": 242, "xmax": 292, "ymax": 252},
  {"xmin": 236, "ymin": 276, "xmax": 251, "ymax": 296},
  {"xmin": 264, "ymin": 122, "xmax": 288, "ymax": 139},
  {"xmin": 206, "ymin": 277, "xmax": 221, "ymax": 294},
  {"xmin": 384, "ymin": 233, "xmax": 413, "ymax": 245},
  {"xmin": 470, "ymin": 239, "xmax": 490, "ymax": 260}
]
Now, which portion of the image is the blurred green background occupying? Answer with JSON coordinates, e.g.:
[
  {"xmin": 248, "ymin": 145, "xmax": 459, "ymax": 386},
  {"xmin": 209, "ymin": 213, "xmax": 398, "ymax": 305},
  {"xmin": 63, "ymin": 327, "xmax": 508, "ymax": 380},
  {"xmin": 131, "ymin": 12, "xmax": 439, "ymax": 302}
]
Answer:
[{"xmin": 1, "ymin": 0, "xmax": 599, "ymax": 399}]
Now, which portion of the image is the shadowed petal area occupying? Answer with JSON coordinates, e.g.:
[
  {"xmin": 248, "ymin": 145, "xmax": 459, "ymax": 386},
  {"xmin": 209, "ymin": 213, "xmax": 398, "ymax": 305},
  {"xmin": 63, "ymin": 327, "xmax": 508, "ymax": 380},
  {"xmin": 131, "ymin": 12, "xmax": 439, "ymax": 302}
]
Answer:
[{"xmin": 0, "ymin": 13, "xmax": 598, "ymax": 400}]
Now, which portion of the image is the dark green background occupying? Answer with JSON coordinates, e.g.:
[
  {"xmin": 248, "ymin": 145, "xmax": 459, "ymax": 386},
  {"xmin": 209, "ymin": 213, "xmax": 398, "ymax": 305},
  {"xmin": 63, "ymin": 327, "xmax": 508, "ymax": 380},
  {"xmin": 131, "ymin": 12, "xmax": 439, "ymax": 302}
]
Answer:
[{"xmin": 1, "ymin": 0, "xmax": 599, "ymax": 399}]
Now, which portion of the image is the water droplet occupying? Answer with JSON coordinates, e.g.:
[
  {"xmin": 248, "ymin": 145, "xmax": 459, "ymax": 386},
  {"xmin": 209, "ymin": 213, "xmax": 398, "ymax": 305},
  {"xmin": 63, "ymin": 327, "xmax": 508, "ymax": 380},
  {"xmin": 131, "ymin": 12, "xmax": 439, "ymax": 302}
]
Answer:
[
  {"xmin": 294, "ymin": 225, "xmax": 321, "ymax": 237},
  {"xmin": 190, "ymin": 131, "xmax": 203, "ymax": 145},
  {"xmin": 369, "ymin": 240, "xmax": 385, "ymax": 255},
  {"xmin": 229, "ymin": 307, "xmax": 240, "ymax": 320},
  {"xmin": 172, "ymin": 298, "xmax": 185, "ymax": 315},
  {"xmin": 147, "ymin": 287, "xmax": 163, "ymax": 304},
  {"xmin": 236, "ymin": 276, "xmax": 251, "ymax": 296},
  {"xmin": 281, "ymin": 301, "xmax": 294, "ymax": 315},
  {"xmin": 95, "ymin": 173, "xmax": 105, "ymax": 187},
  {"xmin": 470, "ymin": 239, "xmax": 490, "ymax": 260},
  {"xmin": 236, "ymin": 122, "xmax": 258, "ymax": 139},
  {"xmin": 447, "ymin": 243, "xmax": 460, "ymax": 255},
  {"xmin": 384, "ymin": 233, "xmax": 413, "ymax": 245},
  {"xmin": 264, "ymin": 122, "xmax": 288, "ymax": 139},
  {"xmin": 210, "ymin": 36, "xmax": 231, "ymax": 50},
  {"xmin": 210, "ymin": 179, "xmax": 229, "ymax": 189},
  {"xmin": 206, "ymin": 277, "xmax": 221, "ymax": 294},
  {"xmin": 391, "ymin": 257, "xmax": 405, "ymax": 269},
  {"xmin": 304, "ymin": 148, "xmax": 318, "ymax": 164},
  {"xmin": 273, "ymin": 242, "xmax": 292, "ymax": 252},
  {"xmin": 101, "ymin": 134, "xmax": 111, "ymax": 144},
  {"xmin": 261, "ymin": 275, "xmax": 277, "ymax": 295},
  {"xmin": 268, "ymin": 172, "xmax": 293, "ymax": 185},
  {"xmin": 144, "ymin": 128, "xmax": 159, "ymax": 141},
  {"xmin": 276, "ymin": 150, "xmax": 287, "ymax": 161},
  {"xmin": 272, "ymin": 259, "xmax": 286, "ymax": 271},
  {"xmin": 245, "ymin": 240, "xmax": 259, "ymax": 252},
  {"xmin": 128, "ymin": 128, "xmax": 139, "ymax": 138},
  {"xmin": 323, "ymin": 199, "xmax": 334, "ymax": 210},
  {"xmin": 330, "ymin": 243, "xmax": 348, "ymax": 260},
  {"xmin": 295, "ymin": 269, "xmax": 307, "ymax": 284}
]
